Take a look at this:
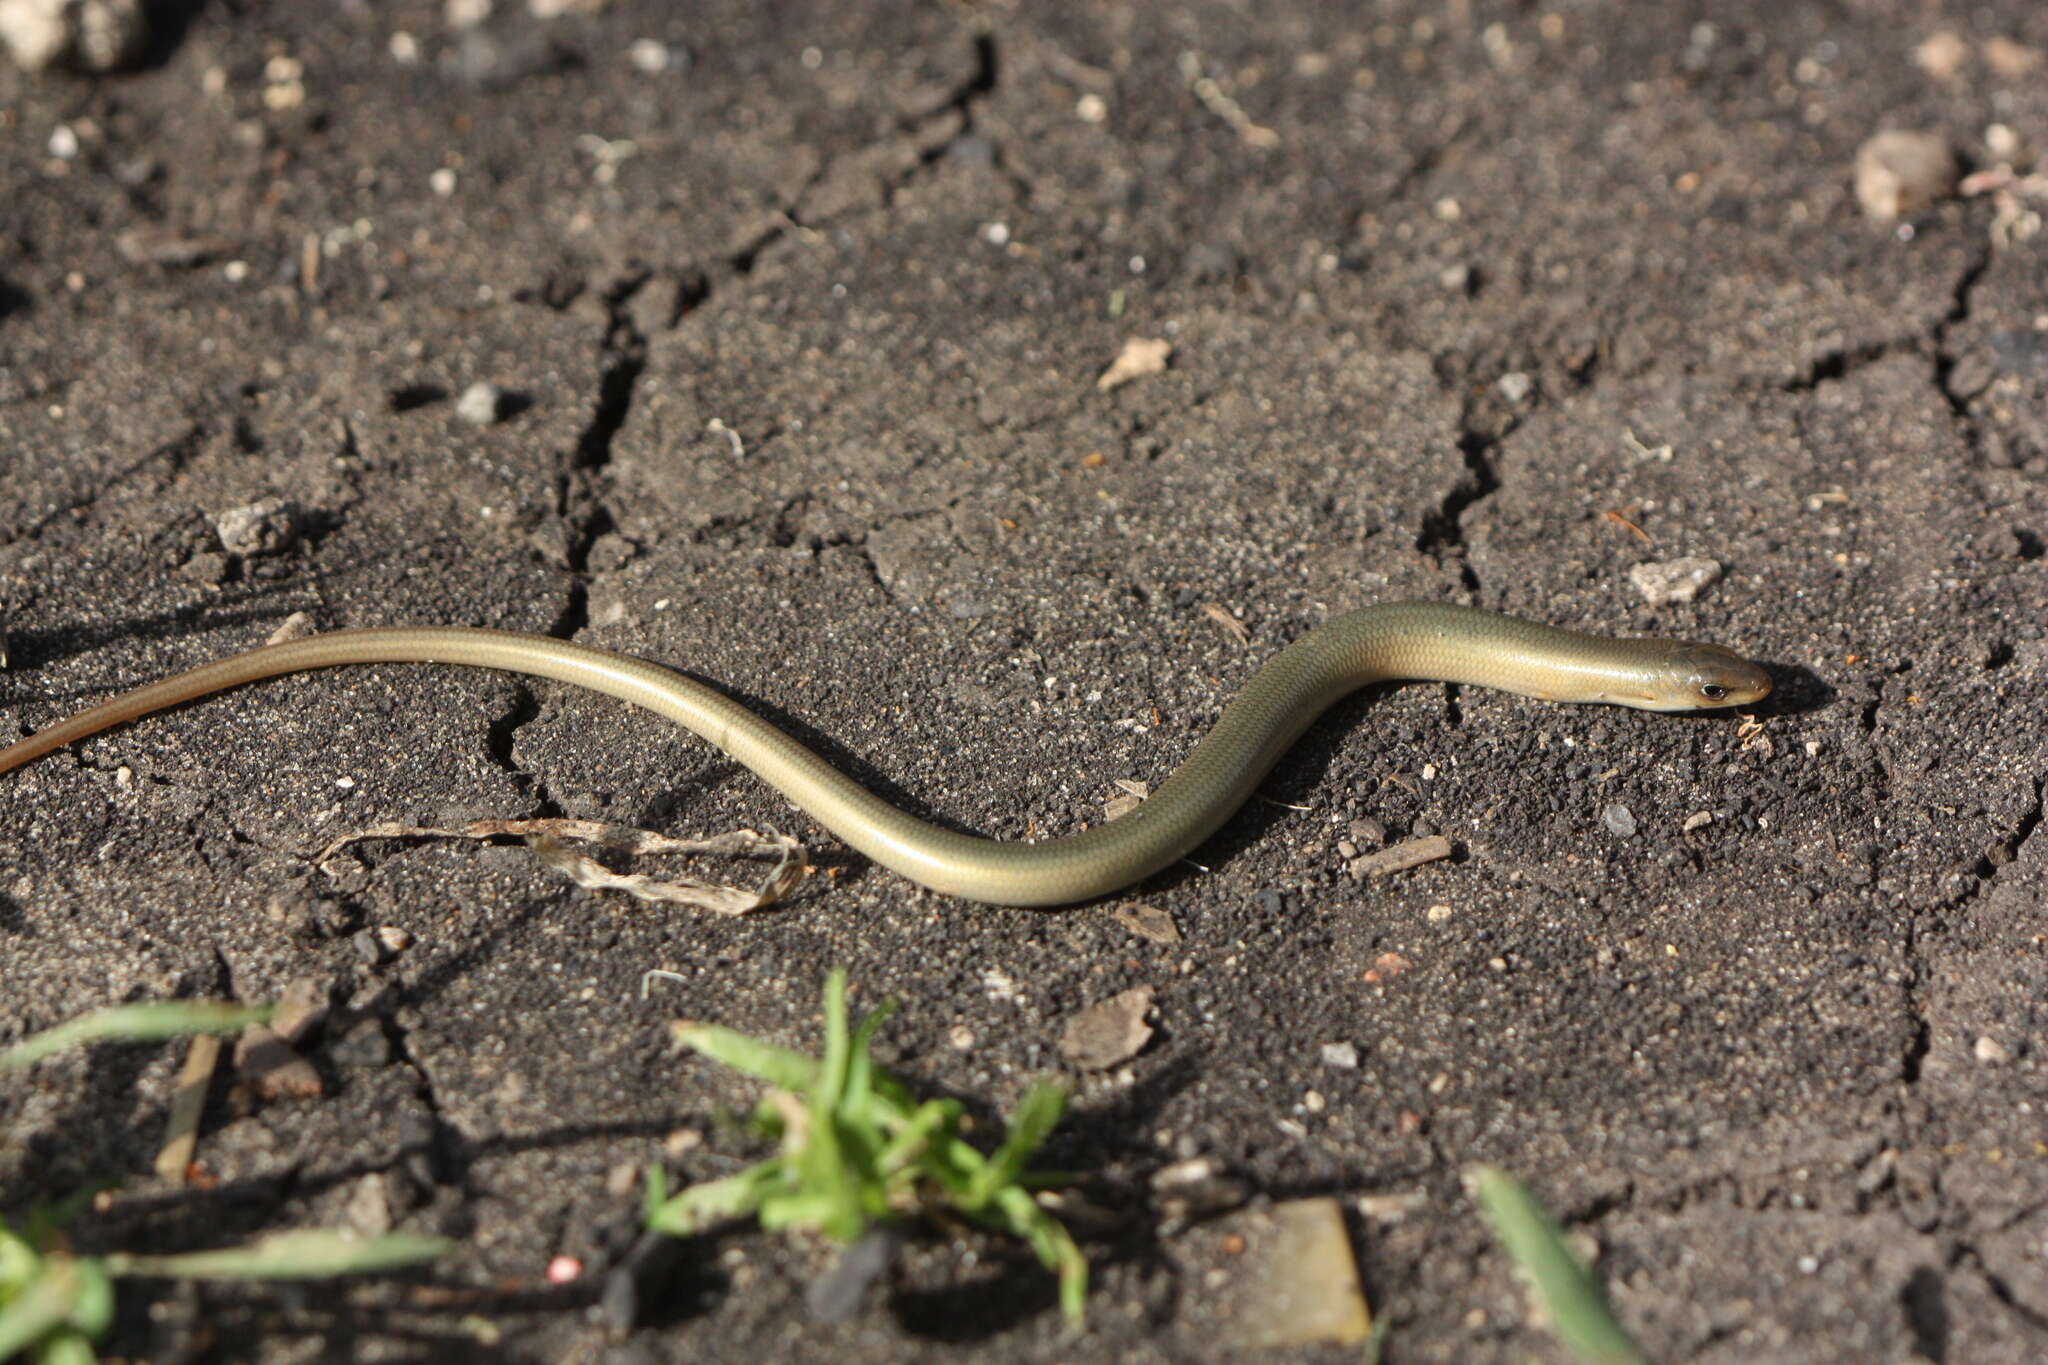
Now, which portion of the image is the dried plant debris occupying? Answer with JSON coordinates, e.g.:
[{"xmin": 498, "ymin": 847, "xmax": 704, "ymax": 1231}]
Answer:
[
  {"xmin": 1345, "ymin": 834, "xmax": 1453, "ymax": 880},
  {"xmin": 154, "ymin": 1034, "xmax": 222, "ymax": 1183},
  {"xmin": 1201, "ymin": 601, "xmax": 1252, "ymax": 646},
  {"xmin": 316, "ymin": 818, "xmax": 808, "ymax": 914}
]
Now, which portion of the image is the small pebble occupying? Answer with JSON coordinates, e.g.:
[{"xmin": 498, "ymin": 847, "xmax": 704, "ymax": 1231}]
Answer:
[
  {"xmin": 234, "ymin": 1024, "xmax": 324, "ymax": 1100},
  {"xmin": 1112, "ymin": 903, "xmax": 1181, "ymax": 944},
  {"xmin": 1495, "ymin": 371, "xmax": 1532, "ymax": 404},
  {"xmin": 1357, "ymin": 1189, "xmax": 1428, "ymax": 1223},
  {"xmin": 270, "ymin": 976, "xmax": 332, "ymax": 1044},
  {"xmin": 176, "ymin": 551, "xmax": 228, "ymax": 585},
  {"xmin": 267, "ymin": 610, "xmax": 318, "ymax": 645},
  {"xmin": 456, "ymin": 380, "xmax": 507, "ymax": 425},
  {"xmin": 210, "ymin": 497, "xmax": 299, "ymax": 558},
  {"xmin": 626, "ymin": 37, "xmax": 676, "ymax": 73},
  {"xmin": 1602, "ymin": 803, "xmax": 1638, "ymax": 837},
  {"xmin": 0, "ymin": 0, "xmax": 150, "ymax": 73},
  {"xmin": 329, "ymin": 1018, "xmax": 393, "ymax": 1068},
  {"xmin": 1152, "ymin": 1156, "xmax": 1249, "ymax": 1223},
  {"xmin": 1854, "ymin": 130, "xmax": 1957, "ymax": 220},
  {"xmin": 1628, "ymin": 555, "xmax": 1722, "ymax": 605},
  {"xmin": 1320, "ymin": 1041, "xmax": 1359, "ymax": 1069},
  {"xmin": 352, "ymin": 928, "xmax": 392, "ymax": 966},
  {"xmin": 1058, "ymin": 986, "xmax": 1155, "ymax": 1070},
  {"xmin": 1974, "ymin": 1035, "xmax": 2012, "ymax": 1065}
]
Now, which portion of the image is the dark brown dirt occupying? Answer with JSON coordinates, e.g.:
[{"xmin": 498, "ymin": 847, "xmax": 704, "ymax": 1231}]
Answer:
[{"xmin": 3, "ymin": 3, "xmax": 2046, "ymax": 1362}]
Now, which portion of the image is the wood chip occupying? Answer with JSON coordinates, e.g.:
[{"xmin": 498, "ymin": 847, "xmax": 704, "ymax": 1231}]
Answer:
[
  {"xmin": 1214, "ymin": 1197, "xmax": 1373, "ymax": 1347},
  {"xmin": 1058, "ymin": 985, "xmax": 1155, "ymax": 1069},
  {"xmin": 1112, "ymin": 903, "xmax": 1181, "ymax": 944},
  {"xmin": 1096, "ymin": 336, "xmax": 1172, "ymax": 391},
  {"xmin": 1346, "ymin": 834, "xmax": 1453, "ymax": 880},
  {"xmin": 156, "ymin": 1033, "xmax": 222, "ymax": 1183}
]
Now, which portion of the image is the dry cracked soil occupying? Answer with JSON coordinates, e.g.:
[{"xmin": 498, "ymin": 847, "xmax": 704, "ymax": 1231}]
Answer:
[{"xmin": 2, "ymin": 2, "xmax": 2046, "ymax": 1362}]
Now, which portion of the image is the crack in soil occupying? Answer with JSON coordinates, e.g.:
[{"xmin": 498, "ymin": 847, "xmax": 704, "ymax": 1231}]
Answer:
[
  {"xmin": 479, "ymin": 32, "xmax": 1012, "ymax": 812},
  {"xmin": 1930, "ymin": 242, "xmax": 1995, "ymax": 459},
  {"xmin": 1415, "ymin": 426, "xmax": 1502, "ymax": 593}
]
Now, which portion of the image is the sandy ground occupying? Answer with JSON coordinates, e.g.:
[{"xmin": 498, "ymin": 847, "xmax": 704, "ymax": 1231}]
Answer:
[{"xmin": 2, "ymin": 2, "xmax": 2045, "ymax": 1361}]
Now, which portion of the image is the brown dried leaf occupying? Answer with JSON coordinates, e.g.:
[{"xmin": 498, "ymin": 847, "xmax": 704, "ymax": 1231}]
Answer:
[
  {"xmin": 1112, "ymin": 903, "xmax": 1182, "ymax": 944},
  {"xmin": 1059, "ymin": 985, "xmax": 1156, "ymax": 1069}
]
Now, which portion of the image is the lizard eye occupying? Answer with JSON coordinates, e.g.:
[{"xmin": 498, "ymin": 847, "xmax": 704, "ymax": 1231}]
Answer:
[{"xmin": 1699, "ymin": 684, "xmax": 1728, "ymax": 701}]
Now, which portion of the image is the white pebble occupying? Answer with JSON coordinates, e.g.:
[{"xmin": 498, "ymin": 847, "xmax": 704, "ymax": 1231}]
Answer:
[
  {"xmin": 628, "ymin": 38, "xmax": 672, "ymax": 73},
  {"xmin": 1854, "ymin": 130, "xmax": 1956, "ymax": 220},
  {"xmin": 1974, "ymin": 1035, "xmax": 2012, "ymax": 1065},
  {"xmin": 1629, "ymin": 555, "xmax": 1723, "ymax": 605},
  {"xmin": 0, "ymin": 0, "xmax": 150, "ymax": 73},
  {"xmin": 456, "ymin": 381, "xmax": 506, "ymax": 425}
]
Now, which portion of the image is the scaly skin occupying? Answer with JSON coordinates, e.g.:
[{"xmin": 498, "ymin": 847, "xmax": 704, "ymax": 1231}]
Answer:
[{"xmin": 0, "ymin": 603, "xmax": 1771, "ymax": 905}]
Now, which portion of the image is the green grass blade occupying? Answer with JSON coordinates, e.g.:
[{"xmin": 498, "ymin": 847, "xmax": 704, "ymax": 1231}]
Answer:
[
  {"xmin": 1, "ymin": 1003, "xmax": 272, "ymax": 1071},
  {"xmin": 647, "ymin": 1163, "xmax": 784, "ymax": 1237},
  {"xmin": 841, "ymin": 998, "xmax": 898, "ymax": 1116},
  {"xmin": 0, "ymin": 1222, "xmax": 36, "ymax": 1294},
  {"xmin": 967, "ymin": 1082, "xmax": 1067, "ymax": 1208},
  {"xmin": 876, "ymin": 1098, "xmax": 962, "ymax": 1174},
  {"xmin": 1469, "ymin": 1166, "xmax": 1650, "ymax": 1365},
  {"xmin": 0, "ymin": 1259, "xmax": 94, "ymax": 1360},
  {"xmin": 103, "ymin": 1230, "xmax": 448, "ymax": 1281},
  {"xmin": 34, "ymin": 1324, "xmax": 100, "ymax": 1365},
  {"xmin": 815, "ymin": 968, "xmax": 852, "ymax": 1110},
  {"xmin": 671, "ymin": 1023, "xmax": 817, "ymax": 1091},
  {"xmin": 990, "ymin": 1185, "xmax": 1087, "ymax": 1324}
]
